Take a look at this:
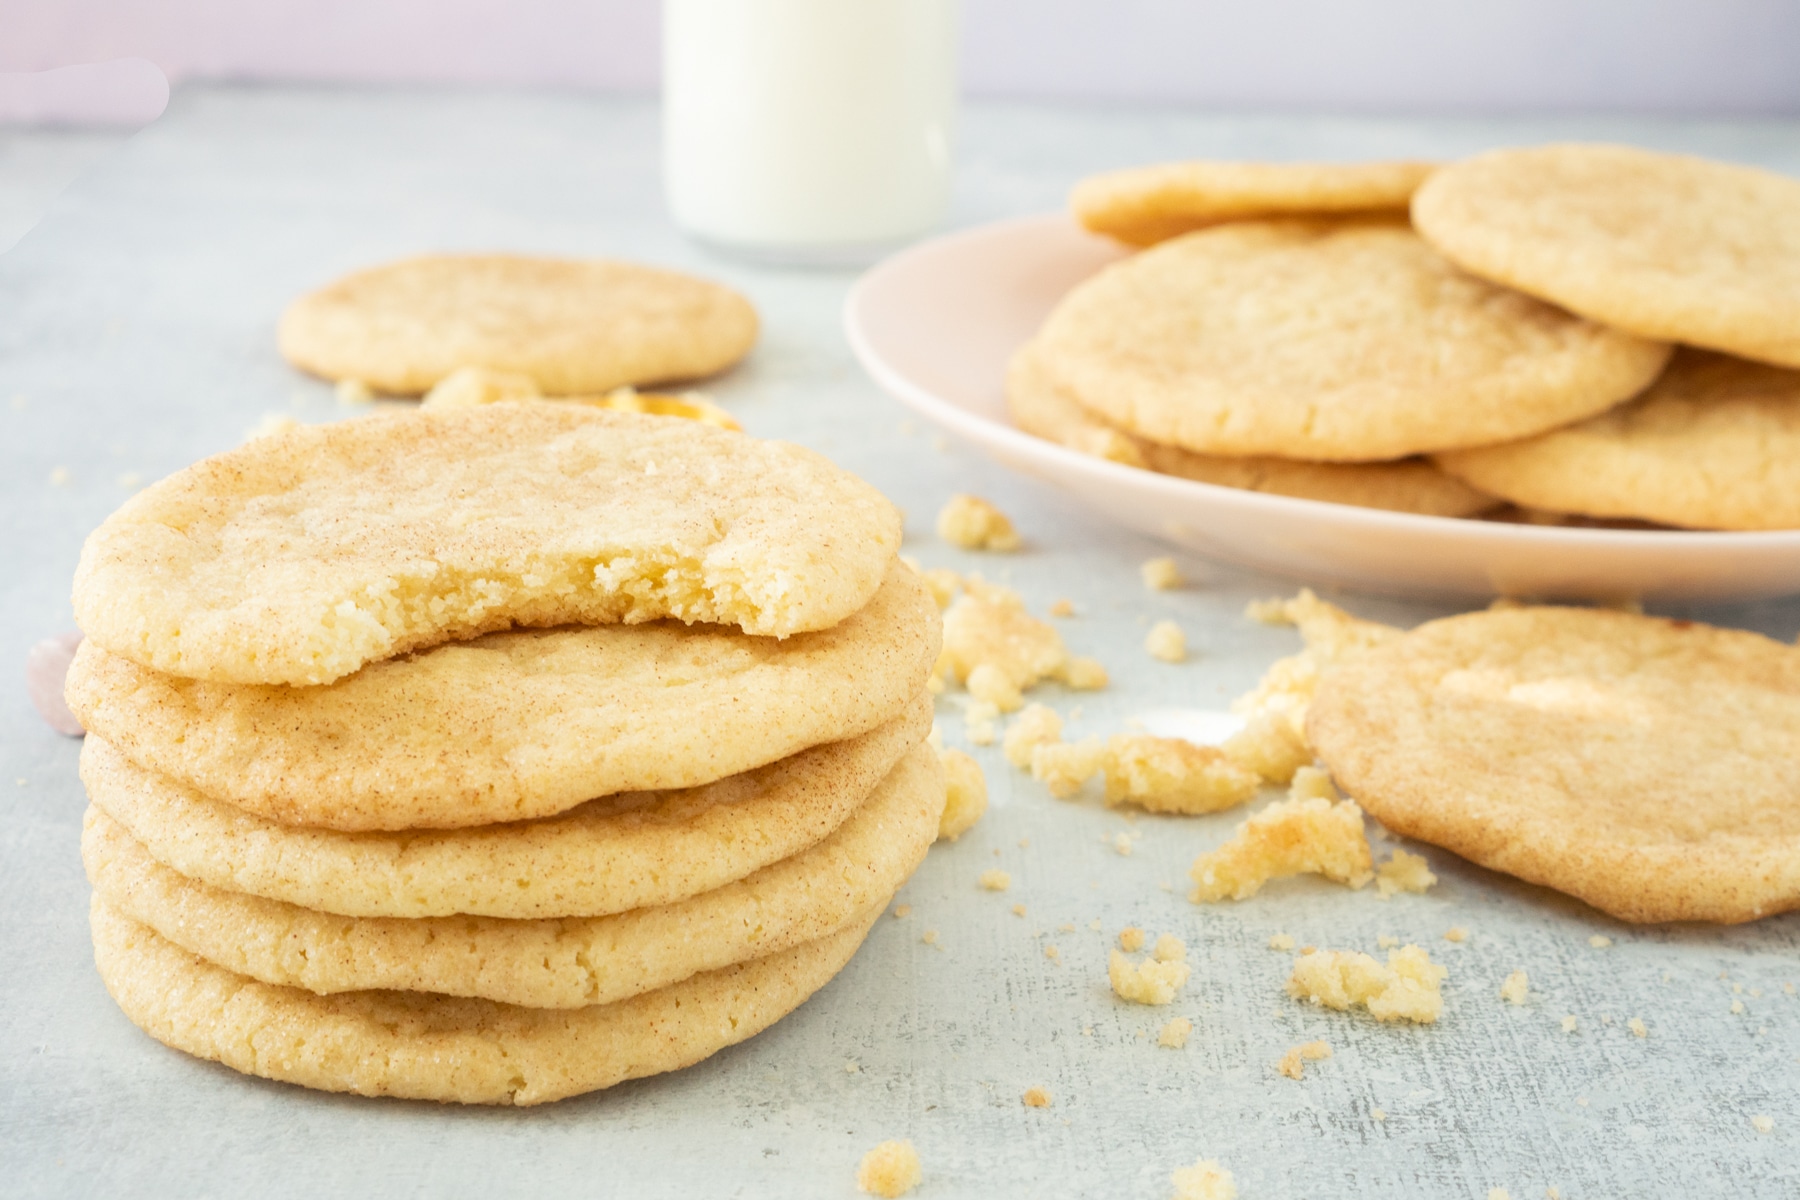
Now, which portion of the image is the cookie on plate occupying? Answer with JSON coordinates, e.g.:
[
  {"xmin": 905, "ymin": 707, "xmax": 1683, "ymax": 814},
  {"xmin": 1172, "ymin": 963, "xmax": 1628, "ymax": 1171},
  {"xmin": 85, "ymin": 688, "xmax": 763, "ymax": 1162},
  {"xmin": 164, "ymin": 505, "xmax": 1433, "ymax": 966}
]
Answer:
[
  {"xmin": 1412, "ymin": 143, "xmax": 1800, "ymax": 369},
  {"xmin": 1437, "ymin": 350, "xmax": 1800, "ymax": 531},
  {"xmin": 1307, "ymin": 607, "xmax": 1800, "ymax": 924},
  {"xmin": 91, "ymin": 895, "xmax": 876, "ymax": 1106},
  {"xmin": 80, "ymin": 695, "xmax": 930, "ymax": 919},
  {"xmin": 72, "ymin": 403, "xmax": 904, "ymax": 685},
  {"xmin": 1033, "ymin": 218, "xmax": 1670, "ymax": 461},
  {"xmin": 1072, "ymin": 159, "xmax": 1436, "ymax": 247},
  {"xmin": 83, "ymin": 742, "xmax": 943, "ymax": 1008},
  {"xmin": 278, "ymin": 254, "xmax": 758, "ymax": 395},
  {"xmin": 67, "ymin": 563, "xmax": 937, "ymax": 830},
  {"xmin": 1006, "ymin": 344, "xmax": 1496, "ymax": 518}
]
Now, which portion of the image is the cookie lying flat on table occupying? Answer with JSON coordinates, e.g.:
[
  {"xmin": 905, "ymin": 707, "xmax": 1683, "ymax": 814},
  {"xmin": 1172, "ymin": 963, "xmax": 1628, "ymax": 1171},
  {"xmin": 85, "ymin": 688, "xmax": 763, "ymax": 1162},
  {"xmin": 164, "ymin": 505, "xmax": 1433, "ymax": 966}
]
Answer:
[
  {"xmin": 72, "ymin": 403, "xmax": 905, "ymax": 686},
  {"xmin": 1436, "ymin": 350, "xmax": 1800, "ymax": 531},
  {"xmin": 91, "ymin": 896, "xmax": 876, "ymax": 1106},
  {"xmin": 1033, "ymin": 218, "xmax": 1669, "ymax": 462},
  {"xmin": 278, "ymin": 254, "xmax": 758, "ymax": 395},
  {"xmin": 80, "ymin": 696, "xmax": 930, "ymax": 919},
  {"xmin": 67, "ymin": 562, "xmax": 936, "ymax": 830},
  {"xmin": 1412, "ymin": 143, "xmax": 1800, "ymax": 370},
  {"xmin": 1307, "ymin": 607, "xmax": 1800, "ymax": 924},
  {"xmin": 1006, "ymin": 344, "xmax": 1495, "ymax": 518},
  {"xmin": 1072, "ymin": 159, "xmax": 1436, "ymax": 247},
  {"xmin": 83, "ymin": 743, "xmax": 943, "ymax": 1009}
]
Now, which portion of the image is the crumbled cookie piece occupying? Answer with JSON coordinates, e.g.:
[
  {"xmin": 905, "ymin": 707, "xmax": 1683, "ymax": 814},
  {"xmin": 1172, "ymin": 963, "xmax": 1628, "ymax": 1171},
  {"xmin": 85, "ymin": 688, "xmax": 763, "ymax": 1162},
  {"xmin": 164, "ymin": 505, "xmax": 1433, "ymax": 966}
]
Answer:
[
  {"xmin": 1444, "ymin": 927, "xmax": 1469, "ymax": 943},
  {"xmin": 1589, "ymin": 935, "xmax": 1613, "ymax": 948},
  {"xmin": 1152, "ymin": 934, "xmax": 1187, "ymax": 964},
  {"xmin": 1488, "ymin": 1190, "xmax": 1512, "ymax": 1200},
  {"xmin": 892, "ymin": 905, "xmax": 911, "ymax": 919},
  {"xmin": 1277, "ymin": 1039, "xmax": 1333, "ymax": 1080},
  {"xmin": 1286, "ymin": 945, "xmax": 1447, "ymax": 1024},
  {"xmin": 978, "ymin": 869, "xmax": 1011, "ymax": 892},
  {"xmin": 1751, "ymin": 1115, "xmax": 1774, "ymax": 1134},
  {"xmin": 1501, "ymin": 970, "xmax": 1530, "ymax": 1006},
  {"xmin": 937, "ymin": 494, "xmax": 1021, "ymax": 551},
  {"xmin": 1103, "ymin": 734, "xmax": 1260, "ymax": 815},
  {"xmin": 1012, "ymin": 903, "xmax": 1027, "ymax": 917},
  {"xmin": 1141, "ymin": 557, "xmax": 1183, "ymax": 591},
  {"xmin": 1371, "ymin": 1108, "xmax": 1387, "ymax": 1122},
  {"xmin": 963, "ymin": 701, "xmax": 999, "ymax": 746},
  {"xmin": 1269, "ymin": 933, "xmax": 1295, "ymax": 951},
  {"xmin": 1049, "ymin": 598, "xmax": 1076, "ymax": 617},
  {"xmin": 1022, "ymin": 1087, "xmax": 1052, "ymax": 1108},
  {"xmin": 857, "ymin": 1140, "xmax": 923, "ymax": 1197},
  {"xmin": 967, "ymin": 663, "xmax": 1025, "ymax": 713},
  {"xmin": 1731, "ymin": 999, "xmax": 1746, "ymax": 1015},
  {"xmin": 1170, "ymin": 1158, "xmax": 1237, "ymax": 1200},
  {"xmin": 921, "ymin": 930, "xmax": 939, "ymax": 946},
  {"xmin": 937, "ymin": 748, "xmax": 987, "ymax": 841},
  {"xmin": 1061, "ymin": 656, "xmax": 1110, "ymax": 690},
  {"xmin": 1031, "ymin": 739, "xmax": 1106, "ymax": 798},
  {"xmin": 1375, "ymin": 849, "xmax": 1437, "ymax": 897},
  {"xmin": 1044, "ymin": 944, "xmax": 1061, "ymax": 962},
  {"xmin": 1220, "ymin": 711, "xmax": 1311, "ymax": 785},
  {"xmin": 1628, "ymin": 1017, "xmax": 1648, "ymax": 1038},
  {"xmin": 1146, "ymin": 620, "xmax": 1188, "ymax": 662},
  {"xmin": 1004, "ymin": 704, "xmax": 1063, "ymax": 769},
  {"xmin": 419, "ymin": 365, "xmax": 538, "ymax": 409},
  {"xmin": 1189, "ymin": 791, "xmax": 1374, "ymax": 903},
  {"xmin": 1114, "ymin": 831, "xmax": 1135, "ymax": 856},
  {"xmin": 335, "ymin": 378, "xmax": 375, "ymax": 404},
  {"xmin": 1119, "ymin": 927, "xmax": 1147, "ymax": 952},
  {"xmin": 1159, "ymin": 1017, "xmax": 1193, "ymax": 1048},
  {"xmin": 1110, "ymin": 947, "xmax": 1191, "ymax": 1005},
  {"xmin": 899, "ymin": 560, "xmax": 963, "ymax": 608},
  {"xmin": 1231, "ymin": 591, "xmax": 1403, "ymax": 763},
  {"xmin": 1561, "ymin": 1015, "xmax": 1577, "ymax": 1033},
  {"xmin": 940, "ymin": 581, "xmax": 1103, "ymax": 696}
]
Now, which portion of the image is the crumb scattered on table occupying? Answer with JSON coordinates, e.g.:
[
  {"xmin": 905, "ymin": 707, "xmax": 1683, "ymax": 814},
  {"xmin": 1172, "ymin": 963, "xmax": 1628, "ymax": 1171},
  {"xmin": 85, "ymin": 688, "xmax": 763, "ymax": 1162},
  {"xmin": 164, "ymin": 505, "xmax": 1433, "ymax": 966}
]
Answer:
[
  {"xmin": 1159, "ymin": 1017, "xmax": 1192, "ymax": 1048},
  {"xmin": 1119, "ymin": 927, "xmax": 1146, "ymax": 952},
  {"xmin": 1588, "ymin": 935, "xmax": 1613, "ymax": 949},
  {"xmin": 937, "ymin": 748, "xmax": 987, "ymax": 841},
  {"xmin": 1269, "ymin": 933, "xmax": 1295, "ymax": 951},
  {"xmin": 1110, "ymin": 946, "xmax": 1191, "ymax": 1005},
  {"xmin": 1146, "ymin": 619, "xmax": 1187, "ymax": 662},
  {"xmin": 937, "ymin": 494, "xmax": 1021, "ymax": 551},
  {"xmin": 1628, "ymin": 1017, "xmax": 1648, "ymax": 1038},
  {"xmin": 1022, "ymin": 1087, "xmax": 1052, "ymax": 1108},
  {"xmin": 857, "ymin": 1140, "xmax": 922, "ymax": 1197},
  {"xmin": 1287, "ymin": 945, "xmax": 1446, "ymax": 1024},
  {"xmin": 1444, "ymin": 927, "xmax": 1469, "ymax": 943},
  {"xmin": 1190, "ymin": 787, "xmax": 1373, "ymax": 903},
  {"xmin": 892, "ymin": 905, "xmax": 911, "ymax": 919},
  {"xmin": 978, "ymin": 869, "xmax": 1011, "ymax": 892},
  {"xmin": 1141, "ymin": 557, "xmax": 1183, "ymax": 591},
  {"xmin": 1752, "ymin": 1115, "xmax": 1774, "ymax": 1134},
  {"xmin": 1375, "ymin": 848, "xmax": 1437, "ymax": 897},
  {"xmin": 1501, "ymin": 970, "xmax": 1530, "ymax": 1006},
  {"xmin": 1276, "ymin": 1040, "xmax": 1333, "ymax": 1080},
  {"xmin": 1170, "ymin": 1157, "xmax": 1237, "ymax": 1200}
]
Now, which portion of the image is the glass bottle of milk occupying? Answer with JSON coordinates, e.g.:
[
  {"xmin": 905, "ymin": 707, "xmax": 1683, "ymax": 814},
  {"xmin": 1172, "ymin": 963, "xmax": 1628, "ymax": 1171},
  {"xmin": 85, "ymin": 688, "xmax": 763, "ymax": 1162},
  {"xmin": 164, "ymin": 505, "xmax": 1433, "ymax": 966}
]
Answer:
[{"xmin": 663, "ymin": 0, "xmax": 959, "ymax": 266}]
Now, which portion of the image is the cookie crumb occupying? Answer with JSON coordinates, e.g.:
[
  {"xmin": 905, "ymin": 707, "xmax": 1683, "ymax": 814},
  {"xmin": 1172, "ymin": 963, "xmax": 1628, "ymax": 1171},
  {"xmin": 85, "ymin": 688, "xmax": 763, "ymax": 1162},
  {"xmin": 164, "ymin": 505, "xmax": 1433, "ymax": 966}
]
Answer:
[
  {"xmin": 117, "ymin": 471, "xmax": 143, "ymax": 489},
  {"xmin": 1269, "ymin": 933, "xmax": 1295, "ymax": 951},
  {"xmin": 1276, "ymin": 1040, "xmax": 1332, "ymax": 1080},
  {"xmin": 1003, "ymin": 704, "xmax": 1063, "ymax": 769},
  {"xmin": 1628, "ymin": 1017, "xmax": 1648, "ymax": 1037},
  {"xmin": 335, "ymin": 378, "xmax": 375, "ymax": 404},
  {"xmin": 1113, "ymin": 831, "xmax": 1135, "ymax": 856},
  {"xmin": 1159, "ymin": 1017, "xmax": 1193, "ymax": 1048},
  {"xmin": 1146, "ymin": 620, "xmax": 1187, "ymax": 663},
  {"xmin": 1444, "ymin": 927, "xmax": 1469, "ymax": 943},
  {"xmin": 1577, "ymin": 1097, "xmax": 1589, "ymax": 1107},
  {"xmin": 1031, "ymin": 739, "xmax": 1106, "ymax": 798},
  {"xmin": 1751, "ymin": 1114, "xmax": 1774, "ymax": 1134},
  {"xmin": 1219, "ymin": 710, "xmax": 1310, "ymax": 785},
  {"xmin": 1061, "ymin": 656, "xmax": 1109, "ymax": 690},
  {"xmin": 1189, "ymin": 790, "xmax": 1373, "ymax": 902},
  {"xmin": 1377, "ymin": 934, "xmax": 1400, "ymax": 949},
  {"xmin": 891, "ymin": 905, "xmax": 911, "ymax": 920},
  {"xmin": 1022, "ymin": 1087, "xmax": 1052, "ymax": 1108},
  {"xmin": 1103, "ymin": 734, "xmax": 1260, "ymax": 815},
  {"xmin": 1044, "ymin": 944, "xmax": 1060, "ymax": 962},
  {"xmin": 1488, "ymin": 1190, "xmax": 1511, "ymax": 1200},
  {"xmin": 1732, "ymin": 999, "xmax": 1746, "ymax": 1015},
  {"xmin": 1088, "ymin": 919, "xmax": 1102, "ymax": 932},
  {"xmin": 1012, "ymin": 903, "xmax": 1027, "ymax": 917},
  {"xmin": 967, "ymin": 663, "xmax": 1025, "ymax": 713},
  {"xmin": 1561, "ymin": 1015, "xmax": 1578, "ymax": 1033},
  {"xmin": 1169, "ymin": 1157, "xmax": 1236, "ymax": 1200},
  {"xmin": 1119, "ymin": 927, "xmax": 1147, "ymax": 952},
  {"xmin": 1588, "ymin": 935, "xmax": 1612, "ymax": 948},
  {"xmin": 1110, "ymin": 948, "xmax": 1191, "ymax": 1005},
  {"xmin": 1501, "ymin": 970, "xmax": 1530, "ymax": 1006},
  {"xmin": 937, "ymin": 748, "xmax": 987, "ymax": 841},
  {"xmin": 856, "ymin": 1139, "xmax": 922, "ymax": 1197},
  {"xmin": 1546, "ymin": 1189, "xmax": 1562, "ymax": 1199},
  {"xmin": 937, "ymin": 494, "xmax": 1021, "ymax": 552},
  {"xmin": 914, "ymin": 566, "xmax": 963, "ymax": 608},
  {"xmin": 1141, "ymin": 557, "xmax": 1183, "ymax": 591},
  {"xmin": 978, "ymin": 869, "xmax": 1011, "ymax": 892},
  {"xmin": 1287, "ymin": 945, "xmax": 1446, "ymax": 1024},
  {"xmin": 845, "ymin": 1060, "xmax": 861, "ymax": 1073},
  {"xmin": 1049, "ymin": 598, "xmax": 1076, "ymax": 617},
  {"xmin": 1371, "ymin": 1108, "xmax": 1387, "ymax": 1122},
  {"xmin": 1375, "ymin": 849, "xmax": 1437, "ymax": 897},
  {"xmin": 1152, "ymin": 934, "xmax": 1187, "ymax": 964}
]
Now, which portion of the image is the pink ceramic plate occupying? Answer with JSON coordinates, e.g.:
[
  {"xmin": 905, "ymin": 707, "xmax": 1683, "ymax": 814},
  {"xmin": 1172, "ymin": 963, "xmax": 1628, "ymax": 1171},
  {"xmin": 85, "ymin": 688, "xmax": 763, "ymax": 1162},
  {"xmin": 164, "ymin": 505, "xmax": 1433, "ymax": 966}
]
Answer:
[{"xmin": 846, "ymin": 213, "xmax": 1800, "ymax": 603}]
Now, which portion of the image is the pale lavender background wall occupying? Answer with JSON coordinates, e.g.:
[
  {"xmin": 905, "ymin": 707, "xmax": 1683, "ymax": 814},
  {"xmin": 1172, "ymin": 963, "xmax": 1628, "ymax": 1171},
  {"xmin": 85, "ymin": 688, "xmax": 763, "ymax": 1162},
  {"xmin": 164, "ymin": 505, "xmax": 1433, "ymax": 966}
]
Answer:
[{"xmin": 4, "ymin": 0, "xmax": 1800, "ymax": 125}]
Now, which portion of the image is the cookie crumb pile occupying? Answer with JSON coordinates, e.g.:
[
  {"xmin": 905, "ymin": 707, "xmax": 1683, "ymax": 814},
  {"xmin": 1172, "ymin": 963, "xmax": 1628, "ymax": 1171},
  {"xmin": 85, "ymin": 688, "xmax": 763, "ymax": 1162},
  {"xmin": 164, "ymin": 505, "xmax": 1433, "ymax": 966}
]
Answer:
[{"xmin": 68, "ymin": 403, "xmax": 946, "ymax": 1105}]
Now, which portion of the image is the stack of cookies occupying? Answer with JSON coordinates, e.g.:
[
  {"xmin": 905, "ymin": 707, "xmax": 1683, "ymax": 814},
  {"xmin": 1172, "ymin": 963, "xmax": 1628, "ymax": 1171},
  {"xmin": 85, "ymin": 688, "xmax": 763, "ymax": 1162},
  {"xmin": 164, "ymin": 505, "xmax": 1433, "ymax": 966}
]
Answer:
[
  {"xmin": 1015, "ymin": 144, "xmax": 1800, "ymax": 531},
  {"xmin": 64, "ymin": 401, "xmax": 943, "ymax": 1105}
]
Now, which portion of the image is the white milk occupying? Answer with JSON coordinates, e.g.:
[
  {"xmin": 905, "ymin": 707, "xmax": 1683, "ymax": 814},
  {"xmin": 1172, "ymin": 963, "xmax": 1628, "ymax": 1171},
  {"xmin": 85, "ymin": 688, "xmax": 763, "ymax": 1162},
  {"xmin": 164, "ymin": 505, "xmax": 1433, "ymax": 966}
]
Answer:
[{"xmin": 663, "ymin": 0, "xmax": 958, "ymax": 265}]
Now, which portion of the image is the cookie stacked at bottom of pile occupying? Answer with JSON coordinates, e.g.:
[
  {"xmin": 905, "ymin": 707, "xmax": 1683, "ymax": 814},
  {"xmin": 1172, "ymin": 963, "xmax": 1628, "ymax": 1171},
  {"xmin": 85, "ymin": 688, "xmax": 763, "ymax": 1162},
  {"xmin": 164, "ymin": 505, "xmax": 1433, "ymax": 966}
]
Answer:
[{"xmin": 64, "ymin": 403, "xmax": 943, "ymax": 1104}]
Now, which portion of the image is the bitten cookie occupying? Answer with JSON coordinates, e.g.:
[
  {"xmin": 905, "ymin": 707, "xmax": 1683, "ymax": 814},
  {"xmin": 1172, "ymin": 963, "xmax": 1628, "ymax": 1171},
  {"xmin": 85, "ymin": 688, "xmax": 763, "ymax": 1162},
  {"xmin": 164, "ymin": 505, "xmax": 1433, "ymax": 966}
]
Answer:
[
  {"xmin": 1308, "ymin": 607, "xmax": 1800, "ymax": 924},
  {"xmin": 72, "ymin": 403, "xmax": 904, "ymax": 685},
  {"xmin": 278, "ymin": 254, "xmax": 758, "ymax": 394},
  {"xmin": 1033, "ymin": 218, "xmax": 1669, "ymax": 461},
  {"xmin": 1413, "ymin": 143, "xmax": 1800, "ymax": 369}
]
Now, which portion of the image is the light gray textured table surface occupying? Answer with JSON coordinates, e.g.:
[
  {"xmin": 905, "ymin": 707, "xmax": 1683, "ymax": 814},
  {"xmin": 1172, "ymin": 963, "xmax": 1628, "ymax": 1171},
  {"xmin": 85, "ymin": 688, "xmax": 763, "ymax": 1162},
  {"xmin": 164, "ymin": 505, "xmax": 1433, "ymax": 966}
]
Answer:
[{"xmin": 4, "ymin": 87, "xmax": 1799, "ymax": 1200}]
